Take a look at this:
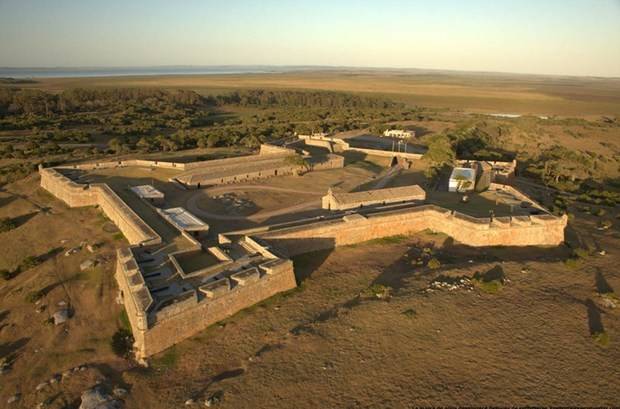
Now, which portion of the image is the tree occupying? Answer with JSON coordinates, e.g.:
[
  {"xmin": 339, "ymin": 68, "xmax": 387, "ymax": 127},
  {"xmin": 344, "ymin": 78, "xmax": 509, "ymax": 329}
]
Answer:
[
  {"xmin": 108, "ymin": 137, "xmax": 123, "ymax": 154},
  {"xmin": 423, "ymin": 134, "xmax": 455, "ymax": 180},
  {"xmin": 136, "ymin": 137, "xmax": 152, "ymax": 152}
]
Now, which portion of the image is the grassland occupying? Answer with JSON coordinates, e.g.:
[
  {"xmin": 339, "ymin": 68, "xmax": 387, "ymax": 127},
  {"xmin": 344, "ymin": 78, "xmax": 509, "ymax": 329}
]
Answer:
[
  {"xmin": 1, "ymin": 69, "xmax": 619, "ymax": 407},
  {"xmin": 11, "ymin": 70, "xmax": 620, "ymax": 117}
]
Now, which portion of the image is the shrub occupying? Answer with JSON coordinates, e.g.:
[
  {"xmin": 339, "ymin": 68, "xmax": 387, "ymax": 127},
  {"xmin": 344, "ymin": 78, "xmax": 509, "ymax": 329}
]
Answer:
[
  {"xmin": 592, "ymin": 331, "xmax": 610, "ymax": 347},
  {"xmin": 365, "ymin": 284, "xmax": 391, "ymax": 299},
  {"xmin": 111, "ymin": 328, "xmax": 134, "ymax": 359},
  {"xmin": 564, "ymin": 257, "xmax": 581, "ymax": 269},
  {"xmin": 0, "ymin": 217, "xmax": 17, "ymax": 232},
  {"xmin": 427, "ymin": 258, "xmax": 441, "ymax": 269},
  {"xmin": 573, "ymin": 248, "xmax": 590, "ymax": 259},
  {"xmin": 0, "ymin": 269, "xmax": 13, "ymax": 280},
  {"xmin": 21, "ymin": 255, "xmax": 41, "ymax": 270},
  {"xmin": 472, "ymin": 266, "xmax": 505, "ymax": 294},
  {"xmin": 592, "ymin": 208, "xmax": 606, "ymax": 217},
  {"xmin": 25, "ymin": 289, "xmax": 44, "ymax": 303},
  {"xmin": 402, "ymin": 308, "xmax": 417, "ymax": 318},
  {"xmin": 473, "ymin": 279, "xmax": 503, "ymax": 294}
]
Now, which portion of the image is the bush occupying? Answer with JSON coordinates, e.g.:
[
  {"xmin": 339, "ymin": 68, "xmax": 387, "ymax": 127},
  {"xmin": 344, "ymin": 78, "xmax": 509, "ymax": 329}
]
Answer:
[
  {"xmin": 0, "ymin": 217, "xmax": 17, "ymax": 232},
  {"xmin": 573, "ymin": 248, "xmax": 590, "ymax": 259},
  {"xmin": 21, "ymin": 255, "xmax": 41, "ymax": 270},
  {"xmin": 364, "ymin": 284, "xmax": 391, "ymax": 299},
  {"xmin": 111, "ymin": 328, "xmax": 134, "ymax": 359},
  {"xmin": 25, "ymin": 289, "xmax": 44, "ymax": 303},
  {"xmin": 564, "ymin": 257, "xmax": 581, "ymax": 269},
  {"xmin": 592, "ymin": 331, "xmax": 610, "ymax": 347},
  {"xmin": 427, "ymin": 258, "xmax": 441, "ymax": 269},
  {"xmin": 0, "ymin": 269, "xmax": 14, "ymax": 280},
  {"xmin": 598, "ymin": 220, "xmax": 612, "ymax": 230}
]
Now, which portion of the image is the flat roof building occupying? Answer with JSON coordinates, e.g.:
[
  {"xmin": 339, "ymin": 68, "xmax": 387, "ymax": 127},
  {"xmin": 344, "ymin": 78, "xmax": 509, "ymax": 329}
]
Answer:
[
  {"xmin": 448, "ymin": 167, "xmax": 476, "ymax": 193},
  {"xmin": 158, "ymin": 207, "xmax": 210, "ymax": 238},
  {"xmin": 322, "ymin": 185, "xmax": 426, "ymax": 210},
  {"xmin": 130, "ymin": 185, "xmax": 165, "ymax": 205}
]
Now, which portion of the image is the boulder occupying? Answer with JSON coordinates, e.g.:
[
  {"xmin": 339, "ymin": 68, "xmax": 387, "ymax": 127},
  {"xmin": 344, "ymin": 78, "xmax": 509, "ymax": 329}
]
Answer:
[
  {"xmin": 80, "ymin": 259, "xmax": 96, "ymax": 271},
  {"xmin": 53, "ymin": 308, "xmax": 71, "ymax": 325},
  {"xmin": 7, "ymin": 393, "xmax": 21, "ymax": 404},
  {"xmin": 79, "ymin": 386, "xmax": 123, "ymax": 409}
]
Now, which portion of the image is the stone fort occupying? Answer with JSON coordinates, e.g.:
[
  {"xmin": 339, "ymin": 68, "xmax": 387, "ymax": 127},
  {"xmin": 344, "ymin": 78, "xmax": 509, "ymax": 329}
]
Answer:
[{"xmin": 39, "ymin": 142, "xmax": 567, "ymax": 360}]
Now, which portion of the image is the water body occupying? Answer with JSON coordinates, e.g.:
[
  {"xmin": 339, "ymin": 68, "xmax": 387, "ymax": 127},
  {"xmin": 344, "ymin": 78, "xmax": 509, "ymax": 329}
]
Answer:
[{"xmin": 0, "ymin": 65, "xmax": 315, "ymax": 79}]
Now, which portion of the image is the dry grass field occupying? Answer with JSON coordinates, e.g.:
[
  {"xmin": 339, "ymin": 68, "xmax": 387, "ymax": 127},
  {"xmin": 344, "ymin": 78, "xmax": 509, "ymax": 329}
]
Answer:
[
  {"xmin": 10, "ymin": 70, "xmax": 620, "ymax": 118},
  {"xmin": 1, "ymin": 70, "xmax": 620, "ymax": 407},
  {"xmin": 0, "ymin": 163, "xmax": 618, "ymax": 408}
]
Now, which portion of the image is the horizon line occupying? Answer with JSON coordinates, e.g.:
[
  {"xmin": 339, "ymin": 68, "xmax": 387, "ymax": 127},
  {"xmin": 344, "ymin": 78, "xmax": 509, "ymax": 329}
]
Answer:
[{"xmin": 1, "ymin": 64, "xmax": 619, "ymax": 80}]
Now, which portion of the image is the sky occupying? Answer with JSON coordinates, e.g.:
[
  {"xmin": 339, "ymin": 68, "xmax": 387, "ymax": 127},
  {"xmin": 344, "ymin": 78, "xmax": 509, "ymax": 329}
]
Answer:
[{"xmin": 0, "ymin": 0, "xmax": 619, "ymax": 77}]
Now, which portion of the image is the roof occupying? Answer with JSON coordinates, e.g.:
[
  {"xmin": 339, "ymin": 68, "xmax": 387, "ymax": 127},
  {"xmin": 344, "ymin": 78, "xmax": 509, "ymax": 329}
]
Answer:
[
  {"xmin": 130, "ymin": 185, "xmax": 164, "ymax": 199},
  {"xmin": 449, "ymin": 167, "xmax": 476, "ymax": 181},
  {"xmin": 331, "ymin": 185, "xmax": 426, "ymax": 205},
  {"xmin": 160, "ymin": 207, "xmax": 209, "ymax": 231}
]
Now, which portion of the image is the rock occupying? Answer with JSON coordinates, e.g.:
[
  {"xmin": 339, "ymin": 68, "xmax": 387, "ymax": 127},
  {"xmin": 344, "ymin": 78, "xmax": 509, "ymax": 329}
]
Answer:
[
  {"xmin": 599, "ymin": 295, "xmax": 618, "ymax": 309},
  {"xmin": 80, "ymin": 365, "xmax": 88, "ymax": 371},
  {"xmin": 36, "ymin": 304, "xmax": 47, "ymax": 313},
  {"xmin": 185, "ymin": 399, "xmax": 196, "ymax": 405},
  {"xmin": 36, "ymin": 382, "xmax": 48, "ymax": 391},
  {"xmin": 7, "ymin": 393, "xmax": 21, "ymax": 404},
  {"xmin": 205, "ymin": 394, "xmax": 221, "ymax": 407},
  {"xmin": 53, "ymin": 308, "xmax": 71, "ymax": 325},
  {"xmin": 79, "ymin": 386, "xmax": 123, "ymax": 409},
  {"xmin": 80, "ymin": 259, "xmax": 96, "ymax": 271},
  {"xmin": 65, "ymin": 247, "xmax": 80, "ymax": 257},
  {"xmin": 598, "ymin": 250, "xmax": 606, "ymax": 256},
  {"xmin": 112, "ymin": 387, "xmax": 128, "ymax": 398},
  {"xmin": 62, "ymin": 370, "xmax": 72, "ymax": 379}
]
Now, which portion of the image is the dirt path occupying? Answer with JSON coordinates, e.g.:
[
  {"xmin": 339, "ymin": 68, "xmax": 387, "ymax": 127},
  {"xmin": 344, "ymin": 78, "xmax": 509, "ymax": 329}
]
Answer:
[
  {"xmin": 205, "ymin": 185, "xmax": 324, "ymax": 196},
  {"xmin": 186, "ymin": 185, "xmax": 322, "ymax": 221}
]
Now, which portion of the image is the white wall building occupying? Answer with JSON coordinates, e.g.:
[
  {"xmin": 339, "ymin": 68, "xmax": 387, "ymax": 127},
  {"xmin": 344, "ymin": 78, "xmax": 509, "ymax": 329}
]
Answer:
[
  {"xmin": 383, "ymin": 129, "xmax": 414, "ymax": 139},
  {"xmin": 448, "ymin": 167, "xmax": 476, "ymax": 193}
]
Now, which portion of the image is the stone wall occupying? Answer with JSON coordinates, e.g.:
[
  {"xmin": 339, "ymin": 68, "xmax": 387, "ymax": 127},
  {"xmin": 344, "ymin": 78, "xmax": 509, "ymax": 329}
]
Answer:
[
  {"xmin": 40, "ymin": 167, "xmax": 161, "ymax": 246},
  {"xmin": 256, "ymin": 205, "xmax": 567, "ymax": 256},
  {"xmin": 299, "ymin": 134, "xmax": 423, "ymax": 160},
  {"xmin": 121, "ymin": 255, "xmax": 296, "ymax": 358}
]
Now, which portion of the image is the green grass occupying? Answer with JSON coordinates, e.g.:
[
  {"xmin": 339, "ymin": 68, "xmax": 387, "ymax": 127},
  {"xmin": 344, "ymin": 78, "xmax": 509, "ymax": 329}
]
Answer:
[
  {"xmin": 151, "ymin": 346, "xmax": 179, "ymax": 370},
  {"xmin": 119, "ymin": 309, "xmax": 132, "ymax": 332},
  {"xmin": 363, "ymin": 284, "xmax": 391, "ymax": 299},
  {"xmin": 402, "ymin": 308, "xmax": 417, "ymax": 318},
  {"xmin": 473, "ymin": 278, "xmax": 503, "ymax": 294},
  {"xmin": 564, "ymin": 257, "xmax": 582, "ymax": 269},
  {"xmin": 368, "ymin": 234, "xmax": 409, "ymax": 245},
  {"xmin": 427, "ymin": 257, "xmax": 441, "ymax": 269},
  {"xmin": 592, "ymin": 331, "xmax": 610, "ymax": 347}
]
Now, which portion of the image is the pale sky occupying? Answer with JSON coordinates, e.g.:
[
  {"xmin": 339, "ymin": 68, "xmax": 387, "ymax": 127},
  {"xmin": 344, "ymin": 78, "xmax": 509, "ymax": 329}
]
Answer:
[{"xmin": 1, "ymin": 0, "xmax": 619, "ymax": 77}]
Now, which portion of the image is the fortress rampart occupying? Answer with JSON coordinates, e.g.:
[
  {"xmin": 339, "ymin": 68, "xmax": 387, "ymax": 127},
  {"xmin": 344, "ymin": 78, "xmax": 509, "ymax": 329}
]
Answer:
[
  {"xmin": 255, "ymin": 205, "xmax": 567, "ymax": 257},
  {"xmin": 40, "ymin": 167, "xmax": 161, "ymax": 246},
  {"xmin": 116, "ymin": 245, "xmax": 296, "ymax": 358},
  {"xmin": 299, "ymin": 134, "xmax": 424, "ymax": 159},
  {"xmin": 40, "ymin": 150, "xmax": 567, "ymax": 362}
]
